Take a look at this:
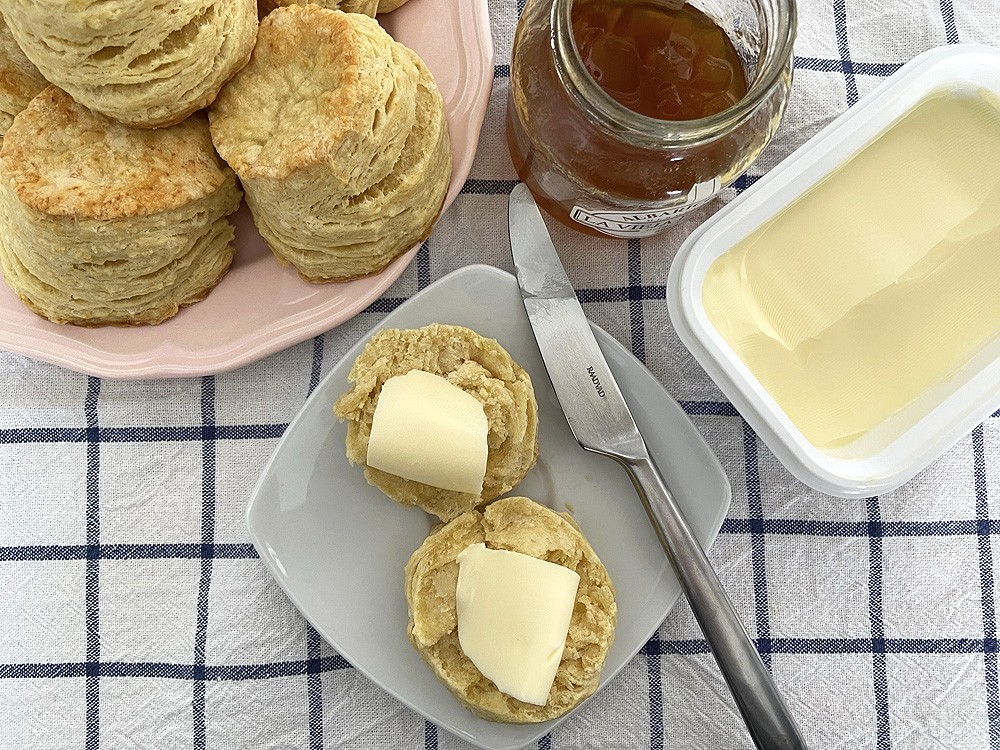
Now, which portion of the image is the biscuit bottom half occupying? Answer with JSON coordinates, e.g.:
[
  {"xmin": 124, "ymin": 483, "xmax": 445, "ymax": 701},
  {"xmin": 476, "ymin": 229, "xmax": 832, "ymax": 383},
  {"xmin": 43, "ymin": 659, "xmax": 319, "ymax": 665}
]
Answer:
[
  {"xmin": 404, "ymin": 496, "xmax": 618, "ymax": 723},
  {"xmin": 0, "ymin": 191, "xmax": 239, "ymax": 327}
]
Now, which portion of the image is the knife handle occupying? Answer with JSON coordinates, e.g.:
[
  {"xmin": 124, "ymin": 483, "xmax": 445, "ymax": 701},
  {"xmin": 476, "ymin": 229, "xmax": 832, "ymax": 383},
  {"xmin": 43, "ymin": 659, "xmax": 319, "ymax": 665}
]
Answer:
[{"xmin": 619, "ymin": 453, "xmax": 808, "ymax": 750}]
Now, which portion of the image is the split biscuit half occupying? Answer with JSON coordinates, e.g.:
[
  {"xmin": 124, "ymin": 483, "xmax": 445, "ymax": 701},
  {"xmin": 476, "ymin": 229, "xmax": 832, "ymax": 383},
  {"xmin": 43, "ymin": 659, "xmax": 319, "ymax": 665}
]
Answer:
[
  {"xmin": 405, "ymin": 496, "xmax": 617, "ymax": 723},
  {"xmin": 333, "ymin": 324, "xmax": 539, "ymax": 521},
  {"xmin": 1, "ymin": 0, "xmax": 257, "ymax": 128},
  {"xmin": 0, "ymin": 87, "xmax": 242, "ymax": 326}
]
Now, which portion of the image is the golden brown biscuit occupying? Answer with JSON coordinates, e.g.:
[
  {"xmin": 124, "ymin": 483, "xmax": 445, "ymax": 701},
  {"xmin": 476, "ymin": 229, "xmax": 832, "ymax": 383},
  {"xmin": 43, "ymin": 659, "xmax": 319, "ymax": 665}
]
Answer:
[
  {"xmin": 333, "ymin": 325, "xmax": 539, "ymax": 521},
  {"xmin": 0, "ymin": 87, "xmax": 242, "ymax": 326},
  {"xmin": 210, "ymin": 5, "xmax": 452, "ymax": 283},
  {"xmin": 405, "ymin": 496, "xmax": 617, "ymax": 723},
  {"xmin": 0, "ymin": 13, "xmax": 45, "ymax": 138},
  {"xmin": 210, "ymin": 6, "xmax": 416, "ymax": 192},
  {"xmin": 1, "ymin": 0, "xmax": 257, "ymax": 128},
  {"xmin": 248, "ymin": 47, "xmax": 451, "ymax": 281}
]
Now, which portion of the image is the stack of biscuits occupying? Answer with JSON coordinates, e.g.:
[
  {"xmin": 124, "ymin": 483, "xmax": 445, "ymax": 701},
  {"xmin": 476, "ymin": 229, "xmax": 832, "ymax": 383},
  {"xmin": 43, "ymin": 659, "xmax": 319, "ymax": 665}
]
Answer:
[
  {"xmin": 0, "ymin": 0, "xmax": 257, "ymax": 325},
  {"xmin": 0, "ymin": 88, "xmax": 242, "ymax": 326},
  {"xmin": 0, "ymin": 0, "xmax": 440, "ymax": 327},
  {"xmin": 209, "ymin": 5, "xmax": 451, "ymax": 282}
]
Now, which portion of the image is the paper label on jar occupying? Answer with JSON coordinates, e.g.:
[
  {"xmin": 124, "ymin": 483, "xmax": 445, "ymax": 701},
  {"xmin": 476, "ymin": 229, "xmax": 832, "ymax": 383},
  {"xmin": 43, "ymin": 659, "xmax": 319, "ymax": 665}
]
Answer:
[{"xmin": 570, "ymin": 177, "xmax": 722, "ymax": 238}]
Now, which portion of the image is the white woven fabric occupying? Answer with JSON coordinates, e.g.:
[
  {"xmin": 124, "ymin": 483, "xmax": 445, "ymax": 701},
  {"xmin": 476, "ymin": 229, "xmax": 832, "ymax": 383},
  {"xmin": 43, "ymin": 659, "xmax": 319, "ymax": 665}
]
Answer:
[{"xmin": 2, "ymin": 1, "xmax": 999, "ymax": 748}]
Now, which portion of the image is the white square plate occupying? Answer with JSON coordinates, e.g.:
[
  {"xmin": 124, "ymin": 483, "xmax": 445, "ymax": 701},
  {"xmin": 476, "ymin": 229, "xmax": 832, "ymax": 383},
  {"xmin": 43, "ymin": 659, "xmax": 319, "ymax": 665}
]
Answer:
[{"xmin": 246, "ymin": 264, "xmax": 731, "ymax": 750}]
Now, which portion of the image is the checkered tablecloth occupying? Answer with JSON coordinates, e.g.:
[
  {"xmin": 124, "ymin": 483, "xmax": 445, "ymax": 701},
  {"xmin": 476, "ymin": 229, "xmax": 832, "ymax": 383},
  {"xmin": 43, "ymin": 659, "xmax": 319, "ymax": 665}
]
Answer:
[{"xmin": 3, "ymin": 1, "xmax": 999, "ymax": 748}]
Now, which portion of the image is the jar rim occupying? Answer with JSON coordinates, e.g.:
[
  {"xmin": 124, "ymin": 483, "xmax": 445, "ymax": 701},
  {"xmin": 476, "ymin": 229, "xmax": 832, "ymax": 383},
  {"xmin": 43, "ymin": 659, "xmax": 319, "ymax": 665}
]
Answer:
[{"xmin": 552, "ymin": 0, "xmax": 798, "ymax": 146}]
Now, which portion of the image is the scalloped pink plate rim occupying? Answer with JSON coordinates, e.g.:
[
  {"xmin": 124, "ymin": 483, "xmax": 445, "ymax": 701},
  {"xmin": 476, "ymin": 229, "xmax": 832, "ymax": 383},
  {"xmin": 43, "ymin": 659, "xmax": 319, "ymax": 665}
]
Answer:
[{"xmin": 0, "ymin": 0, "xmax": 494, "ymax": 380}]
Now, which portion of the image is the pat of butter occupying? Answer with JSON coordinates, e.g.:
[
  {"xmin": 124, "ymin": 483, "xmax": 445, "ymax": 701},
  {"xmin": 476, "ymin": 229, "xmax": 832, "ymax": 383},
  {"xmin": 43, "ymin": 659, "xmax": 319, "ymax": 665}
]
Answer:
[
  {"xmin": 366, "ymin": 369, "xmax": 488, "ymax": 494},
  {"xmin": 455, "ymin": 543, "xmax": 580, "ymax": 706},
  {"xmin": 702, "ymin": 91, "xmax": 1000, "ymax": 450}
]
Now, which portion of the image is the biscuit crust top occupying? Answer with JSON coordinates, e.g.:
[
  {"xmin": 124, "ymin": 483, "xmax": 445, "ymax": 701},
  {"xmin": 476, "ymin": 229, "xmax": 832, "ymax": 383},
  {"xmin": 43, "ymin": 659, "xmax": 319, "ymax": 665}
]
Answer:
[
  {"xmin": 1, "ymin": 86, "xmax": 233, "ymax": 219},
  {"xmin": 209, "ymin": 5, "xmax": 402, "ymax": 181}
]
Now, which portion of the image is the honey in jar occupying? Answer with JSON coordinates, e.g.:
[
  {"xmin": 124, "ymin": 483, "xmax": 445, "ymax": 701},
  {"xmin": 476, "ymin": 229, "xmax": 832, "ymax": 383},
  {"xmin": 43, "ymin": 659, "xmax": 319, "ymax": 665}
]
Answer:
[
  {"xmin": 507, "ymin": 0, "xmax": 796, "ymax": 238},
  {"xmin": 571, "ymin": 0, "xmax": 748, "ymax": 121}
]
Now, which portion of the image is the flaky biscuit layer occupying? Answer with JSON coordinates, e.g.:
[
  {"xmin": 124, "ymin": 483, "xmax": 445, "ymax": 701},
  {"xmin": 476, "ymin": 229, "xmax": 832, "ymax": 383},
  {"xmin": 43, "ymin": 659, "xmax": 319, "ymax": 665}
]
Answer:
[{"xmin": 2, "ymin": 0, "xmax": 257, "ymax": 128}]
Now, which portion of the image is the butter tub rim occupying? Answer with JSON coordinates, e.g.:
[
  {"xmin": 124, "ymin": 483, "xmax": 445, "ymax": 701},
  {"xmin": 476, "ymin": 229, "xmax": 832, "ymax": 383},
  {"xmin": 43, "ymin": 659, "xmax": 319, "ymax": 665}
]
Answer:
[{"xmin": 667, "ymin": 43, "xmax": 1000, "ymax": 498}]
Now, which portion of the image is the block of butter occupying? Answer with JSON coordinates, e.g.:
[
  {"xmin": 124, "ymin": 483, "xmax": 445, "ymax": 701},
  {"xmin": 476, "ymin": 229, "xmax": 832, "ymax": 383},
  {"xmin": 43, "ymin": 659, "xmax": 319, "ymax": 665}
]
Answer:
[
  {"xmin": 366, "ymin": 369, "xmax": 488, "ymax": 494},
  {"xmin": 455, "ymin": 542, "xmax": 581, "ymax": 706}
]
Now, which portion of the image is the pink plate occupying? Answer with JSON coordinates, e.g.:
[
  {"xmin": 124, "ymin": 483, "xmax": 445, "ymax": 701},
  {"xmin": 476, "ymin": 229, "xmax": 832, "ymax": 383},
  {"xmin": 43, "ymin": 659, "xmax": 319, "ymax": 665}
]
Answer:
[{"xmin": 0, "ymin": 0, "xmax": 494, "ymax": 379}]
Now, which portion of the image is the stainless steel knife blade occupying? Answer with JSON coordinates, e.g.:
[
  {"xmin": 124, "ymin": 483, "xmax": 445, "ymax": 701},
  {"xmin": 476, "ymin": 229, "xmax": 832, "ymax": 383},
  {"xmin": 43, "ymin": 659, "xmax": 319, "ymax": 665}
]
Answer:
[
  {"xmin": 508, "ymin": 183, "xmax": 644, "ymax": 460},
  {"xmin": 508, "ymin": 182, "xmax": 807, "ymax": 750}
]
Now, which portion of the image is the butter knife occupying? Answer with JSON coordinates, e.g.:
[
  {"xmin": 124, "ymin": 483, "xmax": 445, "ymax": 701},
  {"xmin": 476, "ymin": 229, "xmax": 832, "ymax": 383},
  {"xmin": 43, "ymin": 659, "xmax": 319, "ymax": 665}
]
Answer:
[{"xmin": 508, "ymin": 183, "xmax": 807, "ymax": 750}]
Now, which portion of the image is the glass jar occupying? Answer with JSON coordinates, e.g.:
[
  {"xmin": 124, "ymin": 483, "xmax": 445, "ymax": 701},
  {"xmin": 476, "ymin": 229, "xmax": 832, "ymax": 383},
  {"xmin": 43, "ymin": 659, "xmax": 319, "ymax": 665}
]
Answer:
[{"xmin": 507, "ymin": 0, "xmax": 796, "ymax": 238}]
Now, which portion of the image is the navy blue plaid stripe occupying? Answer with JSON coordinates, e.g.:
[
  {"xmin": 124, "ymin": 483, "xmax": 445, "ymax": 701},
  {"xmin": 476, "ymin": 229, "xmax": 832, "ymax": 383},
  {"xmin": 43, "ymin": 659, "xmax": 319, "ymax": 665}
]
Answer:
[
  {"xmin": 193, "ymin": 376, "xmax": 218, "ymax": 750},
  {"xmin": 743, "ymin": 422, "xmax": 773, "ymax": 668},
  {"xmin": 424, "ymin": 721, "xmax": 438, "ymax": 750},
  {"xmin": 794, "ymin": 57, "xmax": 903, "ymax": 78},
  {"xmin": 85, "ymin": 376, "xmax": 101, "ymax": 750},
  {"xmin": 11, "ymin": 635, "xmax": 1000, "ymax": 683},
  {"xmin": 940, "ymin": 0, "xmax": 959, "ymax": 44},
  {"xmin": 0, "ymin": 543, "xmax": 257, "ymax": 561},
  {"xmin": 461, "ymin": 178, "xmax": 519, "ymax": 195},
  {"xmin": 0, "ymin": 656, "xmax": 351, "ymax": 681},
  {"xmin": 0, "ymin": 424, "xmax": 286, "ymax": 444},
  {"xmin": 679, "ymin": 400, "xmax": 741, "ymax": 417},
  {"xmin": 416, "ymin": 241, "xmax": 431, "ymax": 289},
  {"xmin": 644, "ymin": 637, "xmax": 1000, "ymax": 656},
  {"xmin": 832, "ymin": 0, "xmax": 860, "ymax": 107},
  {"xmin": 974, "ymin": 425, "xmax": 1000, "ymax": 745},
  {"xmin": 866, "ymin": 496, "xmax": 891, "ymax": 749},
  {"xmin": 308, "ymin": 337, "xmax": 326, "ymax": 398},
  {"xmin": 7, "ymin": 511, "xmax": 1000, "ymax": 565},
  {"xmin": 306, "ymin": 624, "xmax": 325, "ymax": 750},
  {"xmin": 720, "ymin": 519, "xmax": 997, "ymax": 537},
  {"xmin": 627, "ymin": 239, "xmax": 647, "ymax": 364},
  {"xmin": 577, "ymin": 286, "xmax": 666, "ymax": 304},
  {"xmin": 643, "ymin": 637, "xmax": 664, "ymax": 750}
]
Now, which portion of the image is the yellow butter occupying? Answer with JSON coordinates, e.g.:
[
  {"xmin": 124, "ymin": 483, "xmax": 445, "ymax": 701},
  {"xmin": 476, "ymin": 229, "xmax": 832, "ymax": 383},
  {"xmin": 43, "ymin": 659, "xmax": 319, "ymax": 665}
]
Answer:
[
  {"xmin": 366, "ymin": 370, "xmax": 488, "ymax": 494},
  {"xmin": 455, "ymin": 543, "xmax": 580, "ymax": 706},
  {"xmin": 702, "ymin": 91, "xmax": 1000, "ymax": 450}
]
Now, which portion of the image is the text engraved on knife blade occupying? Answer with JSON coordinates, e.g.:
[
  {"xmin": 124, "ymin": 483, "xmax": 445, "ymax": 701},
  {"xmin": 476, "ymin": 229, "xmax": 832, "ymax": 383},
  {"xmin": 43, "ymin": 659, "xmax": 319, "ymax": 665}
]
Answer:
[{"xmin": 586, "ymin": 366, "xmax": 606, "ymax": 398}]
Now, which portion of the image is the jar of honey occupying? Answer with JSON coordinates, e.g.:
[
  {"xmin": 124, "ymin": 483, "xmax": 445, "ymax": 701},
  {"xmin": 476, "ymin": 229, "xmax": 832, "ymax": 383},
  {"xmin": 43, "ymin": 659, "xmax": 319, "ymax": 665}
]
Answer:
[{"xmin": 507, "ymin": 0, "xmax": 796, "ymax": 238}]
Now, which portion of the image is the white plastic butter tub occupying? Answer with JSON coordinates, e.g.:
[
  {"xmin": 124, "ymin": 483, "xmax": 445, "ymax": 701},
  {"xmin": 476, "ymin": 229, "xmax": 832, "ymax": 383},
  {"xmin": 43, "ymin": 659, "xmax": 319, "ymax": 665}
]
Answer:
[{"xmin": 667, "ymin": 44, "xmax": 1000, "ymax": 497}]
